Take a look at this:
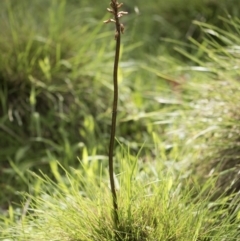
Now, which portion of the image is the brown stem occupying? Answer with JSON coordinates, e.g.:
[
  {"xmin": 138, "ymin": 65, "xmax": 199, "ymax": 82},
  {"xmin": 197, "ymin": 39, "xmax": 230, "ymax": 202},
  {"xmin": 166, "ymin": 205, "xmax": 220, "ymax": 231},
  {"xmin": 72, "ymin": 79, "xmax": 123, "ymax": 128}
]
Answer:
[{"xmin": 108, "ymin": 1, "xmax": 121, "ymax": 229}]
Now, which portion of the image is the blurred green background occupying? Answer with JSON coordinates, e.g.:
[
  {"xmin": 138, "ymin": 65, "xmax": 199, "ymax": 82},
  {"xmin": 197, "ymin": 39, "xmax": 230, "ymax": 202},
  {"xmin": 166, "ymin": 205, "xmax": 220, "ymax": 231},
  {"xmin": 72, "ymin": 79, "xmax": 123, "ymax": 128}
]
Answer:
[{"xmin": 0, "ymin": 0, "xmax": 240, "ymax": 211}]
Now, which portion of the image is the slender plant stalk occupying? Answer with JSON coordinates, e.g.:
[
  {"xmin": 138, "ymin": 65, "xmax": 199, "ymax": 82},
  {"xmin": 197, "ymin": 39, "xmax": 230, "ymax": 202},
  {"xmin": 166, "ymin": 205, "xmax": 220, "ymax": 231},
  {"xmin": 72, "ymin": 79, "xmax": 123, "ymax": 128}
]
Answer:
[{"xmin": 104, "ymin": 0, "xmax": 128, "ymax": 231}]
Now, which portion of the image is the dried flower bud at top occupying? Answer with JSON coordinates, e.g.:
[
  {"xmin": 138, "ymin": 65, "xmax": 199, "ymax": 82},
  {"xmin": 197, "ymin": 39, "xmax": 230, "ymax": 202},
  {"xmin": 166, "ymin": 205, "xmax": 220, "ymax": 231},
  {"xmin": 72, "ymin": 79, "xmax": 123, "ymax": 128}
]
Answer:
[
  {"xmin": 107, "ymin": 8, "xmax": 114, "ymax": 13},
  {"xmin": 117, "ymin": 11, "xmax": 128, "ymax": 18},
  {"xmin": 120, "ymin": 23, "xmax": 125, "ymax": 34},
  {"xmin": 117, "ymin": 3, "xmax": 123, "ymax": 8},
  {"xmin": 105, "ymin": 0, "xmax": 128, "ymax": 38},
  {"xmin": 115, "ymin": 30, "xmax": 119, "ymax": 40},
  {"xmin": 104, "ymin": 19, "xmax": 116, "ymax": 24},
  {"xmin": 120, "ymin": 11, "xmax": 128, "ymax": 15}
]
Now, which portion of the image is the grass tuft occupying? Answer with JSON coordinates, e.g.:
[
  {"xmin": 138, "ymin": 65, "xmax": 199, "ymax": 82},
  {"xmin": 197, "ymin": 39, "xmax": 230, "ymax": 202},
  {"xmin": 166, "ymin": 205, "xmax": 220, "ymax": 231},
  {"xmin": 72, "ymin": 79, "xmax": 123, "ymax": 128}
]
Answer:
[{"xmin": 1, "ymin": 149, "xmax": 240, "ymax": 240}]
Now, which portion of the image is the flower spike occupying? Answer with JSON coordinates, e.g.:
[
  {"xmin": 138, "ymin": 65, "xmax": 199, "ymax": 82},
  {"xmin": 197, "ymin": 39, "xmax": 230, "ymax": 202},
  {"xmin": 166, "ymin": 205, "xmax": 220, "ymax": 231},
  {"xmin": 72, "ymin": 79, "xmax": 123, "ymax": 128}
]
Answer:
[{"xmin": 104, "ymin": 0, "xmax": 128, "ymax": 39}]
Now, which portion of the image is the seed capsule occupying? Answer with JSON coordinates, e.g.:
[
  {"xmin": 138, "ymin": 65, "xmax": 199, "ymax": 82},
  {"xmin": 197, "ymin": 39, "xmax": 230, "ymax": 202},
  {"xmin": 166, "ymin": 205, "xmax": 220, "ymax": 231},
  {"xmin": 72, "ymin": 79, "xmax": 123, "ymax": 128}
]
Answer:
[{"xmin": 120, "ymin": 24, "xmax": 125, "ymax": 33}]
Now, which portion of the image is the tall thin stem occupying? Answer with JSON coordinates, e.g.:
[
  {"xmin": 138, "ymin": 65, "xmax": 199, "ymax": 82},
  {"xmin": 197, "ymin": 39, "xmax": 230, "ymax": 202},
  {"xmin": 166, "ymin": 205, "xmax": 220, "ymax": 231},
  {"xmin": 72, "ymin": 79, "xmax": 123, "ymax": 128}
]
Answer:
[
  {"xmin": 108, "ymin": 12, "xmax": 121, "ymax": 228},
  {"xmin": 104, "ymin": 0, "xmax": 128, "ymax": 232}
]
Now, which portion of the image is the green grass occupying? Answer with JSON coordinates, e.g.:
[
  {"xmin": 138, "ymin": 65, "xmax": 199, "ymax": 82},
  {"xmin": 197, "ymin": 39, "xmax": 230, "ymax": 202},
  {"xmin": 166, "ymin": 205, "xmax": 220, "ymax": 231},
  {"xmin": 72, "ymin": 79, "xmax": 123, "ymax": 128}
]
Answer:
[
  {"xmin": 1, "ymin": 0, "xmax": 240, "ymax": 240},
  {"xmin": 1, "ymin": 149, "xmax": 239, "ymax": 241}
]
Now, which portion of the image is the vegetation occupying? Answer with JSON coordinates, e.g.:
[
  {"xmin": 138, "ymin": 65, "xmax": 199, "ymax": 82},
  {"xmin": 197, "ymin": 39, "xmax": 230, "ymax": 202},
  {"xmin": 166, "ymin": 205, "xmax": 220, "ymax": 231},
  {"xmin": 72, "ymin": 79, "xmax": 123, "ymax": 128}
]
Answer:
[{"xmin": 0, "ymin": 0, "xmax": 240, "ymax": 240}]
